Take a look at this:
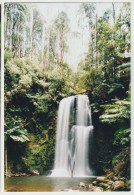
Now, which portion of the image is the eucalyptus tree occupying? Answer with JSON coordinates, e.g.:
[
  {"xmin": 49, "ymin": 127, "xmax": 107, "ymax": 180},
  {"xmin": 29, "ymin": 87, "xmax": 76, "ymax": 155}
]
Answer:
[
  {"xmin": 41, "ymin": 19, "xmax": 46, "ymax": 68},
  {"xmin": 115, "ymin": 3, "xmax": 130, "ymax": 61},
  {"xmin": 29, "ymin": 8, "xmax": 43, "ymax": 60},
  {"xmin": 4, "ymin": 3, "xmax": 27, "ymax": 57},
  {"xmin": 49, "ymin": 25, "xmax": 57, "ymax": 70},
  {"xmin": 54, "ymin": 11, "xmax": 70, "ymax": 66},
  {"xmin": 97, "ymin": 9, "xmax": 114, "ymax": 80},
  {"xmin": 79, "ymin": 3, "xmax": 96, "ymax": 68}
]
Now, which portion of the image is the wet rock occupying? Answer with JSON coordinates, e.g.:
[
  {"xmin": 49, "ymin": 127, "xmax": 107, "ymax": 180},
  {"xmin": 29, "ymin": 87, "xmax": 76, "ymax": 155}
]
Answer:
[
  {"xmin": 20, "ymin": 173, "xmax": 27, "ymax": 176},
  {"xmin": 79, "ymin": 182, "xmax": 86, "ymax": 187},
  {"xmin": 4, "ymin": 173, "xmax": 12, "ymax": 178},
  {"xmin": 125, "ymin": 180, "xmax": 131, "ymax": 190},
  {"xmin": 14, "ymin": 174, "xmax": 20, "ymax": 177},
  {"xmin": 120, "ymin": 177, "xmax": 126, "ymax": 181},
  {"xmin": 96, "ymin": 177, "xmax": 107, "ymax": 183},
  {"xmin": 92, "ymin": 181, "xmax": 97, "ymax": 185},
  {"xmin": 93, "ymin": 187, "xmax": 104, "ymax": 192},
  {"xmin": 107, "ymin": 172, "xmax": 114, "ymax": 179},
  {"xmin": 105, "ymin": 179, "xmax": 109, "ymax": 183},
  {"xmin": 113, "ymin": 176, "xmax": 118, "ymax": 181},
  {"xmin": 98, "ymin": 183, "xmax": 109, "ymax": 189},
  {"xmin": 111, "ymin": 181, "xmax": 125, "ymax": 191},
  {"xmin": 108, "ymin": 180, "xmax": 114, "ymax": 185},
  {"xmin": 89, "ymin": 184, "xmax": 93, "ymax": 188},
  {"xmin": 31, "ymin": 170, "xmax": 40, "ymax": 176}
]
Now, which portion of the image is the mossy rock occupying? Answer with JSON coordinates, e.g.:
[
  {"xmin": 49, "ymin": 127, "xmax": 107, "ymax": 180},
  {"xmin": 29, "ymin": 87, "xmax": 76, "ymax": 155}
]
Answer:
[
  {"xmin": 98, "ymin": 183, "xmax": 109, "ymax": 189},
  {"xmin": 111, "ymin": 181, "xmax": 125, "ymax": 191}
]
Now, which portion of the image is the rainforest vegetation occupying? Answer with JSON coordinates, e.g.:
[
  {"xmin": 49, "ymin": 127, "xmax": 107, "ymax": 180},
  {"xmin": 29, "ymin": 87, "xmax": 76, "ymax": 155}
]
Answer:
[{"xmin": 4, "ymin": 2, "xmax": 130, "ymax": 191}]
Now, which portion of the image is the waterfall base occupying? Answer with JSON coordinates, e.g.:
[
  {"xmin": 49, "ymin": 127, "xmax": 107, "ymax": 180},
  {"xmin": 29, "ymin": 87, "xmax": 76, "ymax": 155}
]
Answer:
[{"xmin": 50, "ymin": 169, "xmax": 71, "ymax": 177}]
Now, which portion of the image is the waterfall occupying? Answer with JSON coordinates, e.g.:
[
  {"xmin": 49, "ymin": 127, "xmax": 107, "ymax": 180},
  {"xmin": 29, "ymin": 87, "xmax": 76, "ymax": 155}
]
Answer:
[{"xmin": 50, "ymin": 95, "xmax": 94, "ymax": 177}]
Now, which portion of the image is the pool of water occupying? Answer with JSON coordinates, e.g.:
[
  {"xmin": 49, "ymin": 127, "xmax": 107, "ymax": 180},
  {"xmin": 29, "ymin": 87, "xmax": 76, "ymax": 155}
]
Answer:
[{"xmin": 5, "ymin": 176, "xmax": 96, "ymax": 192}]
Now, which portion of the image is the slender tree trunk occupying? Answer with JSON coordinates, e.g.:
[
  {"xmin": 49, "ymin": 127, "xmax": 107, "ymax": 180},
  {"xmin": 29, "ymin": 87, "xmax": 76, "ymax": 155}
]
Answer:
[
  {"xmin": 17, "ymin": 21, "xmax": 21, "ymax": 57},
  {"xmin": 56, "ymin": 28, "xmax": 60, "ymax": 65},
  {"xmin": 61, "ymin": 40, "xmax": 64, "ymax": 65},
  {"xmin": 45, "ymin": 29, "xmax": 50, "ymax": 69},
  {"xmin": 5, "ymin": 144, "xmax": 7, "ymax": 177},
  {"xmin": 22, "ymin": 30, "xmax": 25, "ymax": 61},
  {"xmin": 95, "ymin": 13, "xmax": 98, "ymax": 69},
  {"xmin": 88, "ymin": 24, "xmax": 92, "ymax": 68},
  {"xmin": 9, "ymin": 12, "xmax": 13, "ymax": 49},
  {"xmin": 4, "ymin": 7, "xmax": 7, "ymax": 48},
  {"xmin": 112, "ymin": 3, "xmax": 116, "ymax": 81},
  {"xmin": 112, "ymin": 3, "xmax": 115, "ymax": 25},
  {"xmin": 29, "ymin": 8, "xmax": 33, "ymax": 59},
  {"xmin": 91, "ymin": 32, "xmax": 94, "ymax": 68},
  {"xmin": 41, "ymin": 23, "xmax": 45, "ymax": 68}
]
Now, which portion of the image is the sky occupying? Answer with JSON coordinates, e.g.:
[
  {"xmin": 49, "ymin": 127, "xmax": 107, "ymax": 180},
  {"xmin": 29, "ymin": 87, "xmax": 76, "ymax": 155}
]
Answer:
[{"xmin": 34, "ymin": 2, "xmax": 122, "ymax": 71}]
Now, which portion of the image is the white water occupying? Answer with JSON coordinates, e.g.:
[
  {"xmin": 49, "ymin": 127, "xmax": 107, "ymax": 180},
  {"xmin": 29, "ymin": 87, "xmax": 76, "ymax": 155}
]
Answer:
[{"xmin": 51, "ymin": 95, "xmax": 94, "ymax": 177}]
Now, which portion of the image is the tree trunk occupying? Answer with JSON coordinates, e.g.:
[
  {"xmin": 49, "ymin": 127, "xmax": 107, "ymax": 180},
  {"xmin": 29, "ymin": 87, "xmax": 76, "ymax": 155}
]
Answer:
[
  {"xmin": 29, "ymin": 8, "xmax": 33, "ymax": 59},
  {"xmin": 4, "ymin": 7, "xmax": 7, "ymax": 48},
  {"xmin": 88, "ymin": 24, "xmax": 92, "ymax": 68},
  {"xmin": 95, "ymin": 13, "xmax": 98, "ymax": 69},
  {"xmin": 61, "ymin": 40, "xmax": 64, "ymax": 65},
  {"xmin": 56, "ymin": 28, "xmax": 60, "ymax": 65},
  {"xmin": 41, "ymin": 23, "xmax": 45, "ymax": 68},
  {"xmin": 5, "ymin": 144, "xmax": 7, "ymax": 177},
  {"xmin": 22, "ymin": 30, "xmax": 25, "ymax": 61},
  {"xmin": 112, "ymin": 3, "xmax": 116, "ymax": 81},
  {"xmin": 112, "ymin": 3, "xmax": 115, "ymax": 24},
  {"xmin": 17, "ymin": 20, "xmax": 21, "ymax": 57},
  {"xmin": 9, "ymin": 11, "xmax": 13, "ymax": 49},
  {"xmin": 91, "ymin": 32, "xmax": 94, "ymax": 68},
  {"xmin": 45, "ymin": 29, "xmax": 50, "ymax": 69}
]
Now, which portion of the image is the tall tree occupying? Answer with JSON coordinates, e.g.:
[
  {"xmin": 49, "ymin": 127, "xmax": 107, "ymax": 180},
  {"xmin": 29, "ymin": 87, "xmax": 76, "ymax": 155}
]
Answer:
[
  {"xmin": 29, "ymin": 7, "xmax": 33, "ymax": 59},
  {"xmin": 54, "ymin": 11, "xmax": 70, "ymax": 66},
  {"xmin": 79, "ymin": 3, "xmax": 96, "ymax": 68},
  {"xmin": 41, "ymin": 20, "xmax": 46, "ymax": 68}
]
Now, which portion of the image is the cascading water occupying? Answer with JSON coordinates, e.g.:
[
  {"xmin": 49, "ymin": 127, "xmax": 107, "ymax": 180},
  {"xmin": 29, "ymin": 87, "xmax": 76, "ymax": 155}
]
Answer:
[{"xmin": 50, "ymin": 95, "xmax": 94, "ymax": 177}]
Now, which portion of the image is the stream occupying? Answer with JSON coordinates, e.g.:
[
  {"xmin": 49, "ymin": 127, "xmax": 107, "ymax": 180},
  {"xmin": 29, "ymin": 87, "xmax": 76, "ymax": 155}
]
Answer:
[{"xmin": 5, "ymin": 176, "xmax": 96, "ymax": 192}]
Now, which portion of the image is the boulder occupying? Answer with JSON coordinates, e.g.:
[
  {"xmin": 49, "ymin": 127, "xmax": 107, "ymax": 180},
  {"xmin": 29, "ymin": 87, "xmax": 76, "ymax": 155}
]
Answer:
[
  {"xmin": 107, "ymin": 172, "xmax": 114, "ymax": 179},
  {"xmin": 79, "ymin": 182, "xmax": 86, "ymax": 187},
  {"xmin": 93, "ymin": 187, "xmax": 104, "ymax": 192},
  {"xmin": 120, "ymin": 177, "xmax": 126, "ymax": 181},
  {"xmin": 96, "ymin": 177, "xmax": 107, "ymax": 183},
  {"xmin": 108, "ymin": 180, "xmax": 114, "ymax": 185},
  {"xmin": 31, "ymin": 170, "xmax": 40, "ymax": 176},
  {"xmin": 111, "ymin": 181, "xmax": 125, "ymax": 191},
  {"xmin": 98, "ymin": 183, "xmax": 109, "ymax": 189},
  {"xmin": 125, "ymin": 180, "xmax": 131, "ymax": 190},
  {"xmin": 89, "ymin": 184, "xmax": 94, "ymax": 188},
  {"xmin": 92, "ymin": 181, "xmax": 97, "ymax": 185},
  {"xmin": 113, "ymin": 176, "xmax": 118, "ymax": 181}
]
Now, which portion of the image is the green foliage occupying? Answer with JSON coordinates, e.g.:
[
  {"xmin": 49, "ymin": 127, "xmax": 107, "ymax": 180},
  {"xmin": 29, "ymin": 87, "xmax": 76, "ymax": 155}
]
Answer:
[
  {"xmin": 4, "ymin": 48, "xmax": 13, "ymax": 64},
  {"xmin": 79, "ymin": 3, "xmax": 95, "ymax": 25},
  {"xmin": 54, "ymin": 11, "xmax": 70, "ymax": 33},
  {"xmin": 113, "ymin": 127, "xmax": 130, "ymax": 146},
  {"xmin": 112, "ymin": 147, "xmax": 130, "ymax": 179},
  {"xmin": 4, "ymin": 56, "xmax": 75, "ymax": 174},
  {"xmin": 5, "ymin": 127, "xmax": 29, "ymax": 142},
  {"xmin": 99, "ymin": 99, "xmax": 130, "ymax": 124}
]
